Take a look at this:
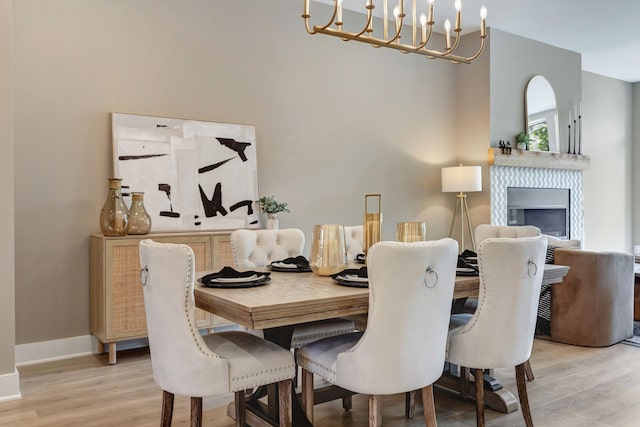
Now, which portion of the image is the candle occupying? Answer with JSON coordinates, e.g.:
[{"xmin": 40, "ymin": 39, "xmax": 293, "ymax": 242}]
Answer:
[
  {"xmin": 480, "ymin": 5, "xmax": 487, "ymax": 37},
  {"xmin": 428, "ymin": 0, "xmax": 434, "ymax": 23},
  {"xmin": 337, "ymin": 0, "xmax": 343, "ymax": 23},
  {"xmin": 579, "ymin": 102, "xmax": 582, "ymax": 116},
  {"xmin": 420, "ymin": 13, "xmax": 427, "ymax": 41},
  {"xmin": 454, "ymin": 0, "xmax": 462, "ymax": 30},
  {"xmin": 394, "ymin": 5, "xmax": 400, "ymax": 32},
  {"xmin": 304, "ymin": 0, "xmax": 309, "ymax": 16},
  {"xmin": 444, "ymin": 19, "xmax": 451, "ymax": 49}
]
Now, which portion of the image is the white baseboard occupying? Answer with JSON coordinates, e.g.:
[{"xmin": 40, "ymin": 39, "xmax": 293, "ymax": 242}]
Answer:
[
  {"xmin": 0, "ymin": 369, "xmax": 21, "ymax": 402},
  {"xmin": 15, "ymin": 335, "xmax": 98, "ymax": 366},
  {"xmin": 15, "ymin": 326, "xmax": 240, "ymax": 366}
]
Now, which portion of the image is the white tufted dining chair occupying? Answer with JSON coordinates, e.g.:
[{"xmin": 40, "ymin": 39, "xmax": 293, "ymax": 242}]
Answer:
[
  {"xmin": 343, "ymin": 225, "xmax": 364, "ymax": 261},
  {"xmin": 472, "ymin": 224, "xmax": 541, "ymax": 381},
  {"xmin": 447, "ymin": 235, "xmax": 546, "ymax": 427},
  {"xmin": 297, "ymin": 239, "xmax": 459, "ymax": 426},
  {"xmin": 138, "ymin": 239, "xmax": 295, "ymax": 427}
]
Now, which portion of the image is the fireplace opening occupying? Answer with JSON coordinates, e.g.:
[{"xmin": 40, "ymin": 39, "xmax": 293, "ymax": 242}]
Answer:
[{"xmin": 507, "ymin": 187, "xmax": 570, "ymax": 238}]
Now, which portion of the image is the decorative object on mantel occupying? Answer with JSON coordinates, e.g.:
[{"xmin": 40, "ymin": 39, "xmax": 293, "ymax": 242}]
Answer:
[
  {"xmin": 127, "ymin": 192, "xmax": 152, "ymax": 235},
  {"xmin": 363, "ymin": 194, "xmax": 382, "ymax": 255},
  {"xmin": 441, "ymin": 165, "xmax": 482, "ymax": 252},
  {"xmin": 488, "ymin": 148, "xmax": 590, "ymax": 170},
  {"xmin": 567, "ymin": 103, "xmax": 583, "ymax": 155},
  {"xmin": 302, "ymin": 0, "xmax": 488, "ymax": 65},
  {"xmin": 309, "ymin": 224, "xmax": 348, "ymax": 276},
  {"xmin": 498, "ymin": 140, "xmax": 512, "ymax": 155},
  {"xmin": 100, "ymin": 178, "xmax": 129, "ymax": 236},
  {"xmin": 258, "ymin": 195, "xmax": 289, "ymax": 230},
  {"xmin": 515, "ymin": 131, "xmax": 531, "ymax": 151},
  {"xmin": 525, "ymin": 75, "xmax": 559, "ymax": 152}
]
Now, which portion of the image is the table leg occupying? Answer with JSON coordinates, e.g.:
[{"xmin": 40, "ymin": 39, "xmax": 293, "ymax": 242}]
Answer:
[
  {"xmin": 236, "ymin": 326, "xmax": 313, "ymax": 427},
  {"xmin": 437, "ymin": 363, "xmax": 519, "ymax": 414}
]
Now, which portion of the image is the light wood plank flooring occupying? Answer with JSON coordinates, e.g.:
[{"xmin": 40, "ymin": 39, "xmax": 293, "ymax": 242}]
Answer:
[{"xmin": 1, "ymin": 339, "xmax": 639, "ymax": 426}]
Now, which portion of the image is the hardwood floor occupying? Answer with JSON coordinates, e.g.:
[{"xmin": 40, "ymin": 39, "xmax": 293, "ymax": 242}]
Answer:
[{"xmin": 1, "ymin": 339, "xmax": 639, "ymax": 426}]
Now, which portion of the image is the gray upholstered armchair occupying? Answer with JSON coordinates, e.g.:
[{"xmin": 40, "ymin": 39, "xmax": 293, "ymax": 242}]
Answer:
[{"xmin": 551, "ymin": 248, "xmax": 634, "ymax": 347}]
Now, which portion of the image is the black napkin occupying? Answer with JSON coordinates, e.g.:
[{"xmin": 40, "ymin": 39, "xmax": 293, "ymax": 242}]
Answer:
[
  {"xmin": 460, "ymin": 249, "xmax": 477, "ymax": 259},
  {"xmin": 273, "ymin": 255, "xmax": 310, "ymax": 269},
  {"xmin": 200, "ymin": 266, "xmax": 270, "ymax": 284},
  {"xmin": 355, "ymin": 253, "xmax": 366, "ymax": 264},
  {"xmin": 331, "ymin": 266, "xmax": 368, "ymax": 280}
]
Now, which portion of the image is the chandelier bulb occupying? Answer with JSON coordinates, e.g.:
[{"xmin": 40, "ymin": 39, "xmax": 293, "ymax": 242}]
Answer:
[
  {"xmin": 420, "ymin": 12, "xmax": 427, "ymax": 27},
  {"xmin": 454, "ymin": 0, "xmax": 462, "ymax": 12},
  {"xmin": 480, "ymin": 5, "xmax": 487, "ymax": 19},
  {"xmin": 444, "ymin": 19, "xmax": 451, "ymax": 33}
]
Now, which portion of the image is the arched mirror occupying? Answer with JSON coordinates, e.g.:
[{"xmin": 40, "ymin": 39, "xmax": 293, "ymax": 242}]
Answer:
[{"xmin": 525, "ymin": 75, "xmax": 559, "ymax": 152}]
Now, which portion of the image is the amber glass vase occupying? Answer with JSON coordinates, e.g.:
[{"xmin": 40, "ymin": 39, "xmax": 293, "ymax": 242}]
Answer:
[
  {"xmin": 99, "ymin": 178, "xmax": 129, "ymax": 236},
  {"xmin": 309, "ymin": 224, "xmax": 348, "ymax": 276},
  {"xmin": 127, "ymin": 192, "xmax": 152, "ymax": 235}
]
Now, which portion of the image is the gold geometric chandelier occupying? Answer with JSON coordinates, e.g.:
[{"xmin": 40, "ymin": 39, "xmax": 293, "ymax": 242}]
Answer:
[{"xmin": 303, "ymin": 0, "xmax": 487, "ymax": 64}]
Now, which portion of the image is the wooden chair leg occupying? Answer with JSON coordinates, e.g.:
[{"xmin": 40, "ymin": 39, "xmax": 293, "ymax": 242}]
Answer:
[
  {"xmin": 524, "ymin": 359, "xmax": 535, "ymax": 381},
  {"xmin": 405, "ymin": 391, "xmax": 416, "ymax": 418},
  {"xmin": 474, "ymin": 368, "xmax": 485, "ymax": 427},
  {"xmin": 234, "ymin": 390, "xmax": 246, "ymax": 427},
  {"xmin": 369, "ymin": 395, "xmax": 382, "ymax": 427},
  {"xmin": 278, "ymin": 379, "xmax": 293, "ymax": 427},
  {"xmin": 422, "ymin": 384, "xmax": 437, "ymax": 427},
  {"xmin": 190, "ymin": 397, "xmax": 202, "ymax": 427},
  {"xmin": 161, "ymin": 390, "xmax": 174, "ymax": 427},
  {"xmin": 342, "ymin": 395, "xmax": 353, "ymax": 411},
  {"xmin": 516, "ymin": 363, "xmax": 534, "ymax": 427},
  {"xmin": 460, "ymin": 366, "xmax": 470, "ymax": 400},
  {"xmin": 301, "ymin": 369, "xmax": 314, "ymax": 423}
]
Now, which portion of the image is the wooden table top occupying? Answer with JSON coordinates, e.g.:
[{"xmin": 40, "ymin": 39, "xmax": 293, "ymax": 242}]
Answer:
[{"xmin": 194, "ymin": 264, "xmax": 569, "ymax": 330}]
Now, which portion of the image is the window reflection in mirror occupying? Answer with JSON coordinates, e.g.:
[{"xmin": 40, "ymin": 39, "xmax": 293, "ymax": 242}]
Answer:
[{"xmin": 525, "ymin": 75, "xmax": 559, "ymax": 152}]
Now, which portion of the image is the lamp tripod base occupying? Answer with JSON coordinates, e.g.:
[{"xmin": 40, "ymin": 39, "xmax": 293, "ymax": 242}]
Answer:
[{"xmin": 448, "ymin": 193, "xmax": 476, "ymax": 253}]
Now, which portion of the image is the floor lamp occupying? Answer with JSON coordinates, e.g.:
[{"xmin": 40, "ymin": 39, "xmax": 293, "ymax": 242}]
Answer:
[{"xmin": 441, "ymin": 165, "xmax": 482, "ymax": 253}]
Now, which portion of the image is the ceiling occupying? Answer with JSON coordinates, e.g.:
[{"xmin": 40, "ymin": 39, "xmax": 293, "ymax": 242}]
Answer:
[{"xmin": 313, "ymin": 0, "xmax": 640, "ymax": 82}]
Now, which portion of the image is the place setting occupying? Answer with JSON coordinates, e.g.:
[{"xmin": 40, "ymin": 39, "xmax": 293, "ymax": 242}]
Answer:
[
  {"xmin": 456, "ymin": 249, "xmax": 479, "ymax": 276},
  {"xmin": 199, "ymin": 266, "xmax": 271, "ymax": 288},
  {"xmin": 331, "ymin": 266, "xmax": 368, "ymax": 288}
]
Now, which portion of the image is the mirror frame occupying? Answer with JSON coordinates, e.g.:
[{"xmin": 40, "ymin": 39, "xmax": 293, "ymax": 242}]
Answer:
[{"xmin": 524, "ymin": 75, "xmax": 559, "ymax": 152}]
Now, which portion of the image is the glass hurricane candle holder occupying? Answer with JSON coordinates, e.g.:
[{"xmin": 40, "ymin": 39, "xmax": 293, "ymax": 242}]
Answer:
[
  {"xmin": 396, "ymin": 221, "xmax": 427, "ymax": 243},
  {"xmin": 310, "ymin": 224, "xmax": 348, "ymax": 276}
]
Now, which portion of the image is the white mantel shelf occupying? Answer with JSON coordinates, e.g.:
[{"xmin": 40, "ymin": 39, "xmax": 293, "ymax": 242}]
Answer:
[{"xmin": 488, "ymin": 148, "xmax": 591, "ymax": 170}]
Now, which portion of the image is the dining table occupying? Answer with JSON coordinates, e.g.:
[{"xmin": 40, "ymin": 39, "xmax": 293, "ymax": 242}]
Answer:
[{"xmin": 195, "ymin": 263, "xmax": 570, "ymax": 427}]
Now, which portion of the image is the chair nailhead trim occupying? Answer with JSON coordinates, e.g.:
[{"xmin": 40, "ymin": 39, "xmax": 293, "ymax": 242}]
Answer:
[
  {"xmin": 296, "ymin": 354, "xmax": 336, "ymax": 383},
  {"xmin": 181, "ymin": 246, "xmax": 224, "ymax": 362}
]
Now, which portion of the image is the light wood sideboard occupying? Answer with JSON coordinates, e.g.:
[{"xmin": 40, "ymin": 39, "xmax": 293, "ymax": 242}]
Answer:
[{"xmin": 90, "ymin": 231, "xmax": 235, "ymax": 364}]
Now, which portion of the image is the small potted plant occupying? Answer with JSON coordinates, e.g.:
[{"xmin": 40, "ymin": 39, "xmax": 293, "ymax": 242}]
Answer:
[
  {"xmin": 515, "ymin": 131, "xmax": 531, "ymax": 150},
  {"xmin": 258, "ymin": 195, "xmax": 290, "ymax": 230}
]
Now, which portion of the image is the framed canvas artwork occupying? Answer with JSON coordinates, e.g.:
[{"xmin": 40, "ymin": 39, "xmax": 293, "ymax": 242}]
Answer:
[{"xmin": 112, "ymin": 113, "xmax": 261, "ymax": 232}]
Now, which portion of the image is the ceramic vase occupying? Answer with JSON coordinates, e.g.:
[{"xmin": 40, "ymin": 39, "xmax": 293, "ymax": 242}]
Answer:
[{"xmin": 266, "ymin": 213, "xmax": 279, "ymax": 230}]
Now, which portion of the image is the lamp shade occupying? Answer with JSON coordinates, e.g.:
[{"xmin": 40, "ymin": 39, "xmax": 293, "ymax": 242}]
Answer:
[{"xmin": 441, "ymin": 165, "xmax": 482, "ymax": 193}]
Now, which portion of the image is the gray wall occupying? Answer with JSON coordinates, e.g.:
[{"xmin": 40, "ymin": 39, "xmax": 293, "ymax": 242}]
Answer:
[
  {"xmin": 0, "ymin": 0, "xmax": 15, "ymax": 374},
  {"xmin": 582, "ymin": 72, "xmax": 633, "ymax": 251},
  {"xmin": 13, "ymin": 0, "xmax": 459, "ymax": 344}
]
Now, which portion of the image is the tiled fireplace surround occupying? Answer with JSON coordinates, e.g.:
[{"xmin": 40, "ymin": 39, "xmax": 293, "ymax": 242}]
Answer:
[{"xmin": 490, "ymin": 165, "xmax": 584, "ymax": 241}]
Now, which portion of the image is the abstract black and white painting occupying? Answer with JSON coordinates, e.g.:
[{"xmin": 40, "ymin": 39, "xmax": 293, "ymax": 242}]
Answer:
[{"xmin": 112, "ymin": 113, "xmax": 260, "ymax": 232}]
